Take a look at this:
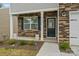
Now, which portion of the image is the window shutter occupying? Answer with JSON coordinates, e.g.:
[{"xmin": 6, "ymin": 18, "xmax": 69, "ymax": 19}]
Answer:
[
  {"xmin": 38, "ymin": 16, "xmax": 41, "ymax": 30},
  {"xmin": 21, "ymin": 17, "xmax": 24, "ymax": 30},
  {"xmin": 18, "ymin": 17, "xmax": 24, "ymax": 30}
]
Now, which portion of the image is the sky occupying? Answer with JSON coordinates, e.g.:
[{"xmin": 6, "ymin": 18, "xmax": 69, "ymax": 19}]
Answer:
[
  {"xmin": 0, "ymin": 3, "xmax": 10, "ymax": 8},
  {"xmin": 3, "ymin": 3, "xmax": 10, "ymax": 8}
]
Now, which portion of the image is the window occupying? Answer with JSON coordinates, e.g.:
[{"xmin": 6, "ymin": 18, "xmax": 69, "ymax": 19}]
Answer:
[
  {"xmin": 24, "ymin": 17, "xmax": 30, "ymax": 30},
  {"xmin": 23, "ymin": 16, "xmax": 38, "ymax": 30}
]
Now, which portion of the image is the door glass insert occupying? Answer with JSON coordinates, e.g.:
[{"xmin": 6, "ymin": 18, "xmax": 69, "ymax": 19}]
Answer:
[
  {"xmin": 47, "ymin": 17, "xmax": 56, "ymax": 37},
  {"xmin": 48, "ymin": 18, "xmax": 54, "ymax": 28}
]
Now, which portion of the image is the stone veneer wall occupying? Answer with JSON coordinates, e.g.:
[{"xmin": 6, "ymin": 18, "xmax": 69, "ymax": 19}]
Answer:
[{"xmin": 59, "ymin": 3, "xmax": 79, "ymax": 44}]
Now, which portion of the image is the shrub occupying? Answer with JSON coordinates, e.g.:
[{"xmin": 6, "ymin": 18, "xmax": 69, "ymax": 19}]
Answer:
[
  {"xmin": 59, "ymin": 41, "xmax": 70, "ymax": 50},
  {"xmin": 18, "ymin": 40, "xmax": 27, "ymax": 46}
]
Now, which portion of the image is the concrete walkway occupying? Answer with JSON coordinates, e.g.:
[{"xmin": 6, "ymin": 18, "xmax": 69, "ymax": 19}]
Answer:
[
  {"xmin": 71, "ymin": 45, "xmax": 79, "ymax": 56},
  {"xmin": 37, "ymin": 42, "xmax": 61, "ymax": 56}
]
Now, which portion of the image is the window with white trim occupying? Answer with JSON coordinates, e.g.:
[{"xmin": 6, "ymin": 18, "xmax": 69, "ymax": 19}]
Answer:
[{"xmin": 23, "ymin": 16, "xmax": 38, "ymax": 30}]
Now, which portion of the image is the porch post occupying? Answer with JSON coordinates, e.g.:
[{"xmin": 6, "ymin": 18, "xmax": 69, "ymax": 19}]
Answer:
[
  {"xmin": 9, "ymin": 7, "xmax": 13, "ymax": 39},
  {"xmin": 41, "ymin": 11, "xmax": 44, "ymax": 41},
  {"xmin": 10, "ymin": 14, "xmax": 13, "ymax": 39}
]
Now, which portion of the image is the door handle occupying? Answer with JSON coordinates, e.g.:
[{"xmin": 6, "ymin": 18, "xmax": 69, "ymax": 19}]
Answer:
[
  {"xmin": 71, "ymin": 19, "xmax": 77, "ymax": 21},
  {"xmin": 70, "ymin": 37, "xmax": 78, "ymax": 38}
]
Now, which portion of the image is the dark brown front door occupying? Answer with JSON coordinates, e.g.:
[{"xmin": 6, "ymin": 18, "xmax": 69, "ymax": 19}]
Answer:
[{"xmin": 47, "ymin": 17, "xmax": 56, "ymax": 37}]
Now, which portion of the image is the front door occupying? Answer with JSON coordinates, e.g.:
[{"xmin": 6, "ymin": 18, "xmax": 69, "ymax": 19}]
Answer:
[{"xmin": 47, "ymin": 17, "xmax": 56, "ymax": 37}]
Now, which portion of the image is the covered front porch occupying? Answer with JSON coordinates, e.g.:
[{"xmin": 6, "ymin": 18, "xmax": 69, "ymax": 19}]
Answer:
[{"xmin": 10, "ymin": 10, "xmax": 58, "ymax": 42}]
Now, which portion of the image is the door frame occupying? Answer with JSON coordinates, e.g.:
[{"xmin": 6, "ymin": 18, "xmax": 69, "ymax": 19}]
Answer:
[{"xmin": 46, "ymin": 17, "xmax": 56, "ymax": 38}]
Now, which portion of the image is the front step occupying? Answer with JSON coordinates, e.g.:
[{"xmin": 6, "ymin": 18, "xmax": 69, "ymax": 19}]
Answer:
[{"xmin": 44, "ymin": 37, "xmax": 58, "ymax": 43}]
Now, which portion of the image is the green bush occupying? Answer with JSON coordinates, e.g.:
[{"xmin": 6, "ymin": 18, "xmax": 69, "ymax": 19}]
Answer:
[
  {"xmin": 59, "ymin": 41, "xmax": 70, "ymax": 50},
  {"xmin": 5, "ymin": 39, "xmax": 16, "ymax": 45},
  {"xmin": 18, "ymin": 40, "xmax": 27, "ymax": 46}
]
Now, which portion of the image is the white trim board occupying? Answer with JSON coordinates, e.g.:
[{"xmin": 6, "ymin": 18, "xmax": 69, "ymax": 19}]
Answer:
[{"xmin": 10, "ymin": 8, "xmax": 58, "ymax": 15}]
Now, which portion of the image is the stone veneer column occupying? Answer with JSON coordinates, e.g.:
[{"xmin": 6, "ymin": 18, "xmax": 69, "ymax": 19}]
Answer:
[{"xmin": 59, "ymin": 3, "xmax": 79, "ymax": 44}]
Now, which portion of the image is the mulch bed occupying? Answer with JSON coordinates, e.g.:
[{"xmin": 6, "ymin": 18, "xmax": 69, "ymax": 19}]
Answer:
[
  {"xmin": 0, "ymin": 40, "xmax": 44, "ymax": 56},
  {"xmin": 0, "ymin": 40, "xmax": 44, "ymax": 50}
]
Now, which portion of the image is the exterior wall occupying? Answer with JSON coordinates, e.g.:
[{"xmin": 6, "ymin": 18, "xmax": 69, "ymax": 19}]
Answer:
[
  {"xmin": 0, "ymin": 8, "xmax": 10, "ymax": 40},
  {"xmin": 59, "ymin": 3, "xmax": 79, "ymax": 44},
  {"xmin": 10, "ymin": 3, "xmax": 58, "ymax": 13}
]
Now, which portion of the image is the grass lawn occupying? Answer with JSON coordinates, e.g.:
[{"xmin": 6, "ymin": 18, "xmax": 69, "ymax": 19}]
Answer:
[{"xmin": 0, "ymin": 48, "xmax": 38, "ymax": 56}]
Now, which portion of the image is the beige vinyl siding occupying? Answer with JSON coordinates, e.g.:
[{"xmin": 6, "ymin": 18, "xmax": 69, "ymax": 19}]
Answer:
[
  {"xmin": 0, "ymin": 8, "xmax": 10, "ymax": 40},
  {"xmin": 12, "ymin": 15, "xmax": 18, "ymax": 34}
]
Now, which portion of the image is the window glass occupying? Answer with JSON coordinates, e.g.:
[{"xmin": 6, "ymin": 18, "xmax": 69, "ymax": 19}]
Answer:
[
  {"xmin": 24, "ymin": 17, "xmax": 30, "ymax": 23},
  {"xmin": 31, "ymin": 16, "xmax": 38, "ymax": 24},
  {"xmin": 48, "ymin": 18, "xmax": 54, "ymax": 28},
  {"xmin": 31, "ymin": 24, "xmax": 38, "ymax": 29},
  {"xmin": 23, "ymin": 16, "xmax": 38, "ymax": 30},
  {"xmin": 24, "ymin": 24, "xmax": 30, "ymax": 30}
]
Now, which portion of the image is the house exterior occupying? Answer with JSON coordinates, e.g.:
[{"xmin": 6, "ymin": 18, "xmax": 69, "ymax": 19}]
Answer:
[
  {"xmin": 0, "ymin": 3, "xmax": 79, "ymax": 46},
  {"xmin": 10, "ymin": 3, "xmax": 59, "ymax": 42}
]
